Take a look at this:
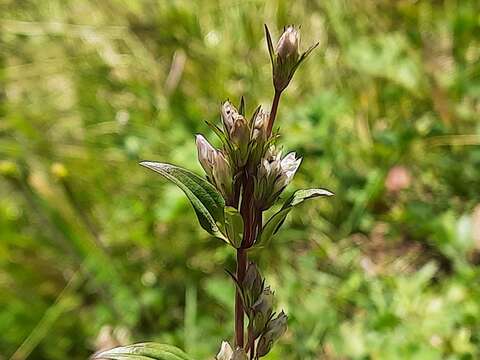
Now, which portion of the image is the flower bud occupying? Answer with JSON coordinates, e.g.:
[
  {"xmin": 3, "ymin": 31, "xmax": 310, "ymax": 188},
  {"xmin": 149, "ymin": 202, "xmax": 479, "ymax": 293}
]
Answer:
[
  {"xmin": 221, "ymin": 101, "xmax": 250, "ymax": 166},
  {"xmin": 252, "ymin": 108, "xmax": 269, "ymax": 142},
  {"xmin": 276, "ymin": 26, "xmax": 300, "ymax": 62},
  {"xmin": 221, "ymin": 101, "xmax": 249, "ymax": 143},
  {"xmin": 196, "ymin": 134, "xmax": 233, "ymax": 201},
  {"xmin": 230, "ymin": 115, "xmax": 250, "ymax": 150},
  {"xmin": 196, "ymin": 134, "xmax": 216, "ymax": 179},
  {"xmin": 221, "ymin": 101, "xmax": 237, "ymax": 135},
  {"xmin": 251, "ymin": 286, "xmax": 274, "ymax": 338},
  {"xmin": 242, "ymin": 262, "xmax": 264, "ymax": 310},
  {"xmin": 265, "ymin": 25, "xmax": 318, "ymax": 92},
  {"xmin": 256, "ymin": 311, "xmax": 288, "ymax": 357},
  {"xmin": 214, "ymin": 151, "xmax": 233, "ymax": 200}
]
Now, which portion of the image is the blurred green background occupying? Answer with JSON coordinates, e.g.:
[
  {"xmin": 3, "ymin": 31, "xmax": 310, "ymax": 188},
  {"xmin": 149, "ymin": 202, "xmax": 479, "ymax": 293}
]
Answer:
[{"xmin": 2, "ymin": 0, "xmax": 480, "ymax": 359}]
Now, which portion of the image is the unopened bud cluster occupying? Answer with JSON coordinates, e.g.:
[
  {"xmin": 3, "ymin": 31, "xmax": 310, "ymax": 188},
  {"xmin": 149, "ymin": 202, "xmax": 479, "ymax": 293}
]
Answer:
[
  {"xmin": 196, "ymin": 99, "xmax": 295, "ymax": 215},
  {"xmin": 196, "ymin": 25, "xmax": 317, "ymax": 219},
  {"xmin": 225, "ymin": 262, "xmax": 287, "ymax": 359}
]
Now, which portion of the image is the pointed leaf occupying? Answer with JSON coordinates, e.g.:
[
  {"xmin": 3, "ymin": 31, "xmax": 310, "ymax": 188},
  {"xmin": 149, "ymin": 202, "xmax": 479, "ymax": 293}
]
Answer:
[
  {"xmin": 283, "ymin": 188, "xmax": 333, "ymax": 208},
  {"xmin": 255, "ymin": 208, "xmax": 291, "ymax": 248},
  {"xmin": 264, "ymin": 24, "xmax": 275, "ymax": 66},
  {"xmin": 140, "ymin": 162, "xmax": 227, "ymax": 241},
  {"xmin": 92, "ymin": 342, "xmax": 194, "ymax": 360},
  {"xmin": 290, "ymin": 42, "xmax": 319, "ymax": 77},
  {"xmin": 299, "ymin": 42, "xmax": 320, "ymax": 64},
  {"xmin": 225, "ymin": 269, "xmax": 247, "ymax": 311},
  {"xmin": 239, "ymin": 96, "xmax": 245, "ymax": 116},
  {"xmin": 255, "ymin": 188, "xmax": 333, "ymax": 247}
]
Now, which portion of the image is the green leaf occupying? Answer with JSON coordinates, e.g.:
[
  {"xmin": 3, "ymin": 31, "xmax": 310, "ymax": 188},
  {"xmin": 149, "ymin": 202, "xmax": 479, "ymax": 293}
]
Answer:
[
  {"xmin": 255, "ymin": 207, "xmax": 290, "ymax": 248},
  {"xmin": 264, "ymin": 24, "xmax": 275, "ymax": 66},
  {"xmin": 93, "ymin": 342, "xmax": 194, "ymax": 360},
  {"xmin": 239, "ymin": 96, "xmax": 245, "ymax": 116},
  {"xmin": 224, "ymin": 206, "xmax": 244, "ymax": 248},
  {"xmin": 255, "ymin": 188, "xmax": 333, "ymax": 247},
  {"xmin": 292, "ymin": 42, "xmax": 319, "ymax": 74},
  {"xmin": 140, "ymin": 162, "xmax": 227, "ymax": 241},
  {"xmin": 204, "ymin": 120, "xmax": 232, "ymax": 152},
  {"xmin": 283, "ymin": 188, "xmax": 333, "ymax": 208}
]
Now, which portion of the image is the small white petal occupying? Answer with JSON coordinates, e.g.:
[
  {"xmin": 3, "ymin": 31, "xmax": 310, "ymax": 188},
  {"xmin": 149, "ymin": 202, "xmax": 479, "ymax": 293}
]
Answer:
[
  {"xmin": 196, "ymin": 134, "xmax": 216, "ymax": 177},
  {"xmin": 279, "ymin": 152, "xmax": 301, "ymax": 187},
  {"xmin": 276, "ymin": 26, "xmax": 300, "ymax": 59},
  {"xmin": 221, "ymin": 101, "xmax": 238, "ymax": 134},
  {"xmin": 253, "ymin": 108, "xmax": 269, "ymax": 140},
  {"xmin": 216, "ymin": 341, "xmax": 233, "ymax": 360}
]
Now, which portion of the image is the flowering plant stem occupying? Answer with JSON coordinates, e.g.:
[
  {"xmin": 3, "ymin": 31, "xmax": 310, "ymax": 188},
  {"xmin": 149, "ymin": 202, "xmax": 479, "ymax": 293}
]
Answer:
[
  {"xmin": 235, "ymin": 87, "xmax": 282, "ymax": 349},
  {"xmin": 235, "ymin": 247, "xmax": 247, "ymax": 347},
  {"xmin": 236, "ymin": 171, "xmax": 255, "ymax": 347},
  {"xmin": 100, "ymin": 24, "xmax": 329, "ymax": 360}
]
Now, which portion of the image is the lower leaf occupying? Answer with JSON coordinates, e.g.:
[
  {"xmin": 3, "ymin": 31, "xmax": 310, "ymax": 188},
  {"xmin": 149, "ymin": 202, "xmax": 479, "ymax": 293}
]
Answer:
[{"xmin": 92, "ymin": 342, "xmax": 194, "ymax": 360}]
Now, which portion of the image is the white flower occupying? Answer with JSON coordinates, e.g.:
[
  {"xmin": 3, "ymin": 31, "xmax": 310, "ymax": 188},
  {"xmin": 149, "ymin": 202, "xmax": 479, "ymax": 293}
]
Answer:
[
  {"xmin": 216, "ymin": 341, "xmax": 233, "ymax": 360},
  {"xmin": 257, "ymin": 148, "xmax": 281, "ymax": 178},
  {"xmin": 277, "ymin": 152, "xmax": 302, "ymax": 189},
  {"xmin": 254, "ymin": 148, "xmax": 302, "ymax": 209}
]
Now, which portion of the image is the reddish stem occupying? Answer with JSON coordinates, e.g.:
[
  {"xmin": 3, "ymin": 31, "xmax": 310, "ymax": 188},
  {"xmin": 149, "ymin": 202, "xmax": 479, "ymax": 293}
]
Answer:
[
  {"xmin": 235, "ymin": 248, "xmax": 247, "ymax": 347},
  {"xmin": 235, "ymin": 164, "xmax": 263, "ymax": 347},
  {"xmin": 267, "ymin": 90, "xmax": 282, "ymax": 136},
  {"xmin": 247, "ymin": 322, "xmax": 255, "ymax": 359}
]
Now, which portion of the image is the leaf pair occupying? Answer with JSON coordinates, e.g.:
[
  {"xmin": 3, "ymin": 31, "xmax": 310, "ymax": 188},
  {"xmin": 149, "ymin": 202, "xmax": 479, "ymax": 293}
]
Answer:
[
  {"xmin": 140, "ymin": 162, "xmax": 333, "ymax": 248},
  {"xmin": 92, "ymin": 343, "xmax": 194, "ymax": 360}
]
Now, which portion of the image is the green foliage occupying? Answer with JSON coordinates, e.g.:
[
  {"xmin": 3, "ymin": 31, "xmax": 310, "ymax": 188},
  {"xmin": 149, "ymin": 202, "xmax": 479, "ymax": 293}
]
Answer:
[
  {"xmin": 256, "ymin": 188, "xmax": 333, "ymax": 247},
  {"xmin": 1, "ymin": 0, "xmax": 480, "ymax": 359},
  {"xmin": 93, "ymin": 342, "xmax": 194, "ymax": 360},
  {"xmin": 140, "ymin": 162, "xmax": 227, "ymax": 241}
]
